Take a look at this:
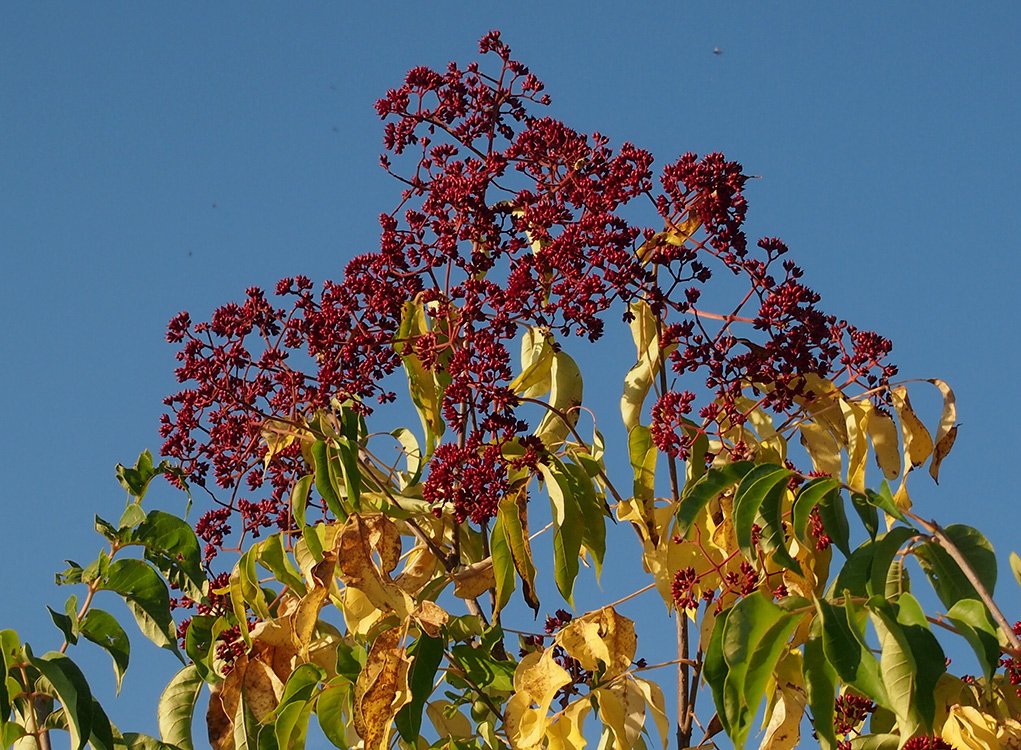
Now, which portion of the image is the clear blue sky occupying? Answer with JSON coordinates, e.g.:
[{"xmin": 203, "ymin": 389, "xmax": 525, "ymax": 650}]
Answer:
[{"xmin": 2, "ymin": 2, "xmax": 1019, "ymax": 744}]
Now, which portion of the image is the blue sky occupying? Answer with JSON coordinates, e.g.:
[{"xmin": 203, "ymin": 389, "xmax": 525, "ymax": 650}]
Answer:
[{"xmin": 2, "ymin": 2, "xmax": 1019, "ymax": 744}]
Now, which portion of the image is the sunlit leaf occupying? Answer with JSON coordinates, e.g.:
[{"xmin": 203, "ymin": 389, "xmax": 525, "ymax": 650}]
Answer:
[
  {"xmin": 157, "ymin": 664, "xmax": 202, "ymax": 750},
  {"xmin": 505, "ymin": 649, "xmax": 572, "ymax": 750},
  {"xmin": 396, "ymin": 298, "xmax": 445, "ymax": 455},
  {"xmin": 866, "ymin": 406, "xmax": 901, "ymax": 481},
  {"xmin": 946, "ymin": 599, "xmax": 999, "ymax": 681},
  {"xmin": 621, "ymin": 300, "xmax": 672, "ymax": 431},
  {"xmin": 497, "ymin": 491, "xmax": 539, "ymax": 614},
  {"xmin": 539, "ymin": 463, "xmax": 583, "ymax": 605},
  {"xmin": 316, "ymin": 677, "xmax": 352, "ymax": 749},
  {"xmin": 545, "ymin": 698, "xmax": 590, "ymax": 750},
  {"xmin": 27, "ymin": 650, "xmax": 94, "ymax": 750},
  {"xmin": 816, "ymin": 597, "xmax": 888, "ymax": 708},
  {"xmin": 135, "ymin": 510, "xmax": 206, "ymax": 601},
  {"xmin": 274, "ymin": 663, "xmax": 324, "ymax": 749},
  {"xmin": 80, "ymin": 609, "xmax": 130, "ymax": 694},
  {"xmin": 510, "ymin": 327, "xmax": 554, "ymax": 399},
  {"xmin": 927, "ymin": 379, "xmax": 958, "ymax": 483},
  {"xmin": 557, "ymin": 608, "xmax": 636, "ymax": 679},
  {"xmin": 395, "ymin": 635, "xmax": 443, "ymax": 742},
  {"xmin": 353, "ymin": 627, "xmax": 412, "ymax": 750},
  {"xmin": 732, "ymin": 465, "xmax": 797, "ymax": 572},
  {"xmin": 890, "ymin": 385, "xmax": 934, "ymax": 469},
  {"xmin": 914, "ymin": 524, "xmax": 996, "ymax": 610},
  {"xmin": 534, "ymin": 351, "xmax": 584, "ymax": 450},
  {"xmin": 675, "ymin": 461, "xmax": 754, "ymax": 539},
  {"xmin": 102, "ymin": 559, "xmax": 181, "ymax": 659}
]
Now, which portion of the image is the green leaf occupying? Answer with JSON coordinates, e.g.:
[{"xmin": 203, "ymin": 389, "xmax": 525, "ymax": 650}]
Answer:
[
  {"xmin": 490, "ymin": 513, "xmax": 516, "ymax": 614},
  {"xmin": 115, "ymin": 450, "xmax": 169, "ymax": 500},
  {"xmin": 732, "ymin": 465, "xmax": 794, "ymax": 571},
  {"xmin": 396, "ymin": 635, "xmax": 443, "ymax": 742},
  {"xmin": 720, "ymin": 591, "xmax": 799, "ymax": 748},
  {"xmin": 849, "ymin": 492, "xmax": 879, "ymax": 540},
  {"xmin": 867, "ymin": 602, "xmax": 922, "ymax": 737},
  {"xmin": 539, "ymin": 463, "xmax": 583, "ymax": 605},
  {"xmin": 864, "ymin": 481, "xmax": 907, "ymax": 524},
  {"xmin": 334, "ymin": 436, "xmax": 362, "ymax": 511},
  {"xmin": 257, "ymin": 534, "xmax": 307, "ymax": 597},
  {"xmin": 274, "ymin": 664, "xmax": 324, "ymax": 749},
  {"xmin": 89, "ymin": 696, "xmax": 116, "ymax": 750},
  {"xmin": 560, "ymin": 459, "xmax": 607, "ymax": 578},
  {"xmin": 102, "ymin": 559, "xmax": 182, "ymax": 659},
  {"xmin": 804, "ymin": 620, "xmax": 838, "ymax": 750},
  {"xmin": 893, "ymin": 593, "xmax": 945, "ymax": 729},
  {"xmin": 316, "ymin": 677, "xmax": 351, "ymax": 749},
  {"xmin": 703, "ymin": 608, "xmax": 732, "ymax": 737},
  {"xmin": 675, "ymin": 461, "xmax": 755, "ymax": 539},
  {"xmin": 1011, "ymin": 551, "xmax": 1021, "ymax": 589},
  {"xmin": 791, "ymin": 478, "xmax": 841, "ymax": 546},
  {"xmin": 118, "ymin": 733, "xmax": 185, "ymax": 749},
  {"xmin": 867, "ymin": 527, "xmax": 916, "ymax": 598},
  {"xmin": 290, "ymin": 474, "xmax": 314, "ymax": 529},
  {"xmin": 815, "ymin": 597, "xmax": 888, "ymax": 707},
  {"xmin": 134, "ymin": 511, "xmax": 206, "ymax": 601},
  {"xmin": 915, "ymin": 524, "xmax": 997, "ymax": 610},
  {"xmin": 497, "ymin": 493, "xmax": 539, "ymax": 614},
  {"xmin": 27, "ymin": 650, "xmax": 93, "ymax": 750},
  {"xmin": 48, "ymin": 604, "xmax": 78, "ymax": 645},
  {"xmin": 946, "ymin": 599, "xmax": 1001, "ymax": 681},
  {"xmin": 450, "ymin": 645, "xmax": 515, "ymax": 693},
  {"xmin": 311, "ymin": 440, "xmax": 343, "ymax": 520},
  {"xmin": 0, "ymin": 722, "xmax": 27, "ymax": 747},
  {"xmin": 233, "ymin": 692, "xmax": 262, "ymax": 750},
  {"xmin": 627, "ymin": 425, "xmax": 657, "ymax": 504},
  {"xmin": 119, "ymin": 503, "xmax": 147, "ymax": 530},
  {"xmin": 158, "ymin": 664, "xmax": 202, "ymax": 750},
  {"xmin": 80, "ymin": 609, "xmax": 130, "ymax": 693}
]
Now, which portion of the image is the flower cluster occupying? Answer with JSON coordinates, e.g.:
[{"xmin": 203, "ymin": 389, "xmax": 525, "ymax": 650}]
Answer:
[
  {"xmin": 1000, "ymin": 621, "xmax": 1021, "ymax": 696},
  {"xmin": 833, "ymin": 692, "xmax": 875, "ymax": 747},
  {"xmin": 160, "ymin": 31, "xmax": 898, "ymax": 572}
]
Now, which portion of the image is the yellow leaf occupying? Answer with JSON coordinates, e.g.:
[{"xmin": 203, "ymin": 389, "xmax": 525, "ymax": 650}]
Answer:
[
  {"xmin": 759, "ymin": 650, "xmax": 806, "ymax": 750},
  {"xmin": 545, "ymin": 700, "xmax": 591, "ymax": 750},
  {"xmin": 341, "ymin": 586, "xmax": 385, "ymax": 637},
  {"xmin": 556, "ymin": 608, "xmax": 636, "ymax": 679},
  {"xmin": 395, "ymin": 543, "xmax": 440, "ymax": 596},
  {"xmin": 890, "ymin": 385, "xmax": 934, "ymax": 468},
  {"xmin": 633, "ymin": 678, "xmax": 670, "ymax": 750},
  {"xmin": 506, "ymin": 649, "xmax": 572, "ymax": 750},
  {"xmin": 396, "ymin": 298, "xmax": 445, "ymax": 454},
  {"xmin": 452, "ymin": 558, "xmax": 496, "ymax": 600},
  {"xmin": 511, "ymin": 327, "xmax": 555, "ymax": 398},
  {"xmin": 354, "ymin": 626, "xmax": 412, "ymax": 750},
  {"xmin": 621, "ymin": 301, "xmax": 674, "ymax": 431},
  {"xmin": 866, "ymin": 404, "xmax": 901, "ymax": 481},
  {"xmin": 798, "ymin": 422, "xmax": 842, "ymax": 478},
  {"xmin": 426, "ymin": 700, "xmax": 473, "ymax": 740},
  {"xmin": 839, "ymin": 398, "xmax": 869, "ymax": 491},
  {"xmin": 290, "ymin": 553, "xmax": 336, "ymax": 660},
  {"xmin": 593, "ymin": 681, "xmax": 646, "ymax": 750},
  {"xmin": 942, "ymin": 704, "xmax": 1011, "ymax": 749},
  {"xmin": 794, "ymin": 374, "xmax": 849, "ymax": 447},
  {"xmin": 336, "ymin": 514, "xmax": 414, "ymax": 622},
  {"xmin": 535, "ymin": 351, "xmax": 584, "ymax": 449},
  {"xmin": 928, "ymin": 379, "xmax": 958, "ymax": 483},
  {"xmin": 411, "ymin": 600, "xmax": 448, "ymax": 639},
  {"xmin": 261, "ymin": 417, "xmax": 300, "ymax": 468}
]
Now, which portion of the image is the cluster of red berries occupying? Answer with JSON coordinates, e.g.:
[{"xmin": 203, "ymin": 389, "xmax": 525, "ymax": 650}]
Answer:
[{"xmin": 159, "ymin": 32, "xmax": 898, "ymax": 577}]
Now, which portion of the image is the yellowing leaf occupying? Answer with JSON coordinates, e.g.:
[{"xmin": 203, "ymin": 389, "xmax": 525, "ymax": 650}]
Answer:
[
  {"xmin": 839, "ymin": 398, "xmax": 869, "ymax": 491},
  {"xmin": 511, "ymin": 327, "xmax": 555, "ymax": 398},
  {"xmin": 928, "ymin": 379, "xmax": 958, "ymax": 483},
  {"xmin": 798, "ymin": 422, "xmax": 842, "ymax": 478},
  {"xmin": 336, "ymin": 515, "xmax": 414, "ymax": 623},
  {"xmin": 890, "ymin": 386, "xmax": 934, "ymax": 468},
  {"xmin": 290, "ymin": 553, "xmax": 336, "ymax": 660},
  {"xmin": 866, "ymin": 405, "xmax": 901, "ymax": 481},
  {"xmin": 354, "ymin": 626, "xmax": 412, "ymax": 750},
  {"xmin": 633, "ymin": 678, "xmax": 670, "ymax": 750},
  {"xmin": 621, "ymin": 300, "xmax": 673, "ymax": 431},
  {"xmin": 534, "ymin": 351, "xmax": 583, "ymax": 450},
  {"xmin": 452, "ymin": 558, "xmax": 496, "ymax": 600},
  {"xmin": 556, "ymin": 608, "xmax": 636, "ymax": 679},
  {"xmin": 396, "ymin": 298, "xmax": 445, "ymax": 455},
  {"xmin": 261, "ymin": 418, "xmax": 301, "ymax": 469},
  {"xmin": 426, "ymin": 700, "xmax": 473, "ymax": 740},
  {"xmin": 759, "ymin": 650, "xmax": 806, "ymax": 750},
  {"xmin": 506, "ymin": 650, "xmax": 572, "ymax": 750},
  {"xmin": 545, "ymin": 700, "xmax": 591, "ymax": 750},
  {"xmin": 411, "ymin": 601, "xmax": 448, "ymax": 639},
  {"xmin": 593, "ymin": 681, "xmax": 645, "ymax": 750},
  {"xmin": 941, "ymin": 703, "xmax": 1021, "ymax": 749}
]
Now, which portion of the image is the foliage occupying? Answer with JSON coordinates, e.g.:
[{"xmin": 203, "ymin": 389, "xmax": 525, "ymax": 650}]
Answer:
[{"xmin": 4, "ymin": 31, "xmax": 1021, "ymax": 750}]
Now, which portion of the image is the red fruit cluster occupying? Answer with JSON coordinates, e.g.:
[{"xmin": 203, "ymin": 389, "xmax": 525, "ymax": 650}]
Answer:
[{"xmin": 160, "ymin": 32, "xmax": 898, "ymax": 567}]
